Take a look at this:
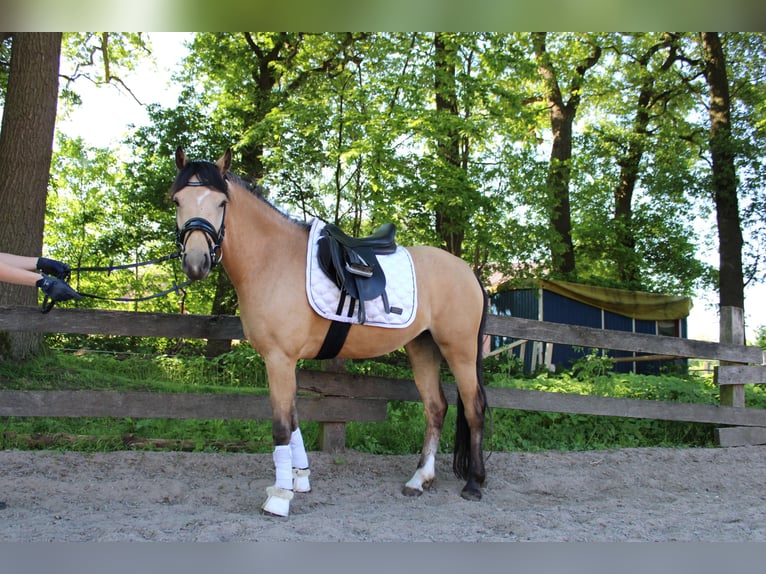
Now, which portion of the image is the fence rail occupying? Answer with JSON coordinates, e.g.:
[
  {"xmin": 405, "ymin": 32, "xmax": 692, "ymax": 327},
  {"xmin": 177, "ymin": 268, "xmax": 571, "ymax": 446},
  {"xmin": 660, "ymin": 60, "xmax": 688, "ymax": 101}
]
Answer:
[
  {"xmin": 2, "ymin": 304, "xmax": 765, "ymax": 449},
  {"xmin": 485, "ymin": 314, "xmax": 763, "ymax": 364}
]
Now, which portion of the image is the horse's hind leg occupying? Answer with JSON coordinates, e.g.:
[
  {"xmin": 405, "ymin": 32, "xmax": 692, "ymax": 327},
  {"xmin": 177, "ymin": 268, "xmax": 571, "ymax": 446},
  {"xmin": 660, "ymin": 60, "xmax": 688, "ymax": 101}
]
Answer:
[
  {"xmin": 431, "ymin": 283, "xmax": 487, "ymax": 501},
  {"xmin": 440, "ymin": 341, "xmax": 487, "ymax": 501},
  {"xmin": 402, "ymin": 331, "xmax": 448, "ymax": 497}
]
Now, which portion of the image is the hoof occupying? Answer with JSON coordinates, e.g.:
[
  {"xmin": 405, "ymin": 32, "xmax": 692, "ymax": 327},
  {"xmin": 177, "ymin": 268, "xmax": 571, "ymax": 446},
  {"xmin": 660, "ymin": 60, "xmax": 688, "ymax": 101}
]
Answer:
[
  {"xmin": 293, "ymin": 468, "xmax": 311, "ymax": 493},
  {"xmin": 262, "ymin": 486, "xmax": 293, "ymax": 517},
  {"xmin": 402, "ymin": 485, "xmax": 423, "ymax": 497},
  {"xmin": 460, "ymin": 482, "xmax": 482, "ymax": 502}
]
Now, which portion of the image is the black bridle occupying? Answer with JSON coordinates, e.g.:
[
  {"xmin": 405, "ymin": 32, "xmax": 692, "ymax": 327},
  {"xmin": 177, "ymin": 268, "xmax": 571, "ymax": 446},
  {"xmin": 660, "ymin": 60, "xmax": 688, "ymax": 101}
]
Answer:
[{"xmin": 174, "ymin": 181, "xmax": 227, "ymax": 267}]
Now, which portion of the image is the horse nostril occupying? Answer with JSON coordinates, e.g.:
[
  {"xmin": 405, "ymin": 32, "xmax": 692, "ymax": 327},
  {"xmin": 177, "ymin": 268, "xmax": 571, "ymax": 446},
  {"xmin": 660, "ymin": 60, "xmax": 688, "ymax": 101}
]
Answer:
[{"xmin": 181, "ymin": 252, "xmax": 211, "ymax": 281}]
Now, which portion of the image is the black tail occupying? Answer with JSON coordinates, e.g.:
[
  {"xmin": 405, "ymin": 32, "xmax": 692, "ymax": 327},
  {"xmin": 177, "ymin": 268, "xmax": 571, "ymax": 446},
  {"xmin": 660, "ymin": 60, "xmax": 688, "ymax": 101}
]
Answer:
[{"xmin": 453, "ymin": 279, "xmax": 489, "ymax": 480}]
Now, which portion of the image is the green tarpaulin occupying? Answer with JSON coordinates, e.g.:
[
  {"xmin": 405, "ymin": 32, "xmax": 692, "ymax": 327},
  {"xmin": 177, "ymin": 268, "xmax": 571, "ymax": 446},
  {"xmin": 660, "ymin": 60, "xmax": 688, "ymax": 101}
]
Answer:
[{"xmin": 538, "ymin": 279, "xmax": 692, "ymax": 321}]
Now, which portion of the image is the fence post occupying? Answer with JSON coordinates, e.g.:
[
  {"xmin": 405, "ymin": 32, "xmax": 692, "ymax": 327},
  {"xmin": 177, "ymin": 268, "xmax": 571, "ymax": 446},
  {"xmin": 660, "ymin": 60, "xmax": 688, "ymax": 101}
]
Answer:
[
  {"xmin": 719, "ymin": 306, "xmax": 745, "ymax": 408},
  {"xmin": 317, "ymin": 358, "xmax": 348, "ymax": 452}
]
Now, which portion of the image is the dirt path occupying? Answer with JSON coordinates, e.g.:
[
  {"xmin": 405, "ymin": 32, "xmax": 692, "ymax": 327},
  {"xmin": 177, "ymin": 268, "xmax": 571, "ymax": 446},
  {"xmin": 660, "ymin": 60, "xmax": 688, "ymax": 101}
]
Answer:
[{"xmin": 2, "ymin": 446, "xmax": 766, "ymax": 542}]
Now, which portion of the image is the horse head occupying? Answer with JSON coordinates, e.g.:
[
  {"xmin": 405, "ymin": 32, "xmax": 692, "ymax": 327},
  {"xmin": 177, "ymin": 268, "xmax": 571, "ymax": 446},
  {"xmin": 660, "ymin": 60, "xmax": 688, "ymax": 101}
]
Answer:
[{"xmin": 170, "ymin": 147, "xmax": 231, "ymax": 281}]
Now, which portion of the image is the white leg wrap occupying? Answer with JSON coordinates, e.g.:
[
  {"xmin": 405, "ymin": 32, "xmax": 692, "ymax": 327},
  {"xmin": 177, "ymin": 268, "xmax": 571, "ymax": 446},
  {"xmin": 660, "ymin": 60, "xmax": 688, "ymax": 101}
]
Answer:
[
  {"xmin": 289, "ymin": 427, "xmax": 311, "ymax": 492},
  {"xmin": 293, "ymin": 467, "xmax": 311, "ymax": 493},
  {"xmin": 263, "ymin": 445, "xmax": 295, "ymax": 517},
  {"xmin": 262, "ymin": 486, "xmax": 294, "ymax": 517},
  {"xmin": 273, "ymin": 445, "xmax": 293, "ymax": 491},
  {"xmin": 289, "ymin": 427, "xmax": 310, "ymax": 470}
]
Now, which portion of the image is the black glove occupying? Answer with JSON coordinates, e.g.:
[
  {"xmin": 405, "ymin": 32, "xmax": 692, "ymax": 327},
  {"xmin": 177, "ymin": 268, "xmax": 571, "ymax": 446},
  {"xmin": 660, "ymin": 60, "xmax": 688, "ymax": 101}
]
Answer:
[
  {"xmin": 37, "ymin": 257, "xmax": 71, "ymax": 281},
  {"xmin": 36, "ymin": 274, "xmax": 81, "ymax": 313}
]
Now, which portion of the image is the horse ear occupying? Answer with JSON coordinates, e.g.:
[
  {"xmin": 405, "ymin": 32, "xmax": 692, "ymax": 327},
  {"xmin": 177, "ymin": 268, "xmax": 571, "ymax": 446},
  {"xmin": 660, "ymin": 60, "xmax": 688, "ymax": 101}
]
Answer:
[
  {"xmin": 175, "ymin": 146, "xmax": 187, "ymax": 170},
  {"xmin": 217, "ymin": 148, "xmax": 232, "ymax": 174}
]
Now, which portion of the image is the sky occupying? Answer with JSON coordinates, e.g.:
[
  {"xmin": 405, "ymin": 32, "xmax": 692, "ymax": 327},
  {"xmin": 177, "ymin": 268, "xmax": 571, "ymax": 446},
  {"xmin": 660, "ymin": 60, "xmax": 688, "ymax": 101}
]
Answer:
[
  {"xmin": 53, "ymin": 32, "xmax": 765, "ymax": 345},
  {"xmin": 57, "ymin": 33, "xmax": 192, "ymax": 149}
]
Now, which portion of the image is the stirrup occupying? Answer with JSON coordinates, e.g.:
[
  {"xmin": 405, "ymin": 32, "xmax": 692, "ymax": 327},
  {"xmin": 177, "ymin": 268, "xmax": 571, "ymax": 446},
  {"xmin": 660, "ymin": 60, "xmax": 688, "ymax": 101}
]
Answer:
[{"xmin": 345, "ymin": 262, "xmax": 374, "ymax": 278}]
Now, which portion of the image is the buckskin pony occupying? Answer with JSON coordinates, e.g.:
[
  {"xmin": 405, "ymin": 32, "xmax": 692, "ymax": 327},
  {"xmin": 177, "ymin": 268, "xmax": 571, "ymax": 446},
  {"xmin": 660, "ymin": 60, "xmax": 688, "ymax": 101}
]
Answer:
[{"xmin": 170, "ymin": 147, "xmax": 488, "ymax": 517}]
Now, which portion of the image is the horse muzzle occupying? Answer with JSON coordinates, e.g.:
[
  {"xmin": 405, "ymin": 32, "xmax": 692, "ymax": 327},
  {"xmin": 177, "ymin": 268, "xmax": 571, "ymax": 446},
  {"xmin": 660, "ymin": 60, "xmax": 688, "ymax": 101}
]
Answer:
[
  {"xmin": 181, "ymin": 246, "xmax": 214, "ymax": 280},
  {"xmin": 176, "ymin": 215, "xmax": 225, "ymax": 281}
]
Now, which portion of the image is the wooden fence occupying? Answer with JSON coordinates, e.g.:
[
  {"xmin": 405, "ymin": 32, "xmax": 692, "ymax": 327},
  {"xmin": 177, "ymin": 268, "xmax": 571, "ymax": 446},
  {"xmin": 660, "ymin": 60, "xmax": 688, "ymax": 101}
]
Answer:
[{"xmin": 1, "ymin": 304, "xmax": 764, "ymax": 450}]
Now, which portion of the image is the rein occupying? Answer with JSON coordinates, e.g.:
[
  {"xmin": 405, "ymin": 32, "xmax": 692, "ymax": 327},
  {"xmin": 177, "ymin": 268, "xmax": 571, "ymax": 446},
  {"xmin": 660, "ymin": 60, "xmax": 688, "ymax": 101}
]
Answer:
[
  {"xmin": 60, "ymin": 179, "xmax": 228, "ymax": 312},
  {"xmin": 73, "ymin": 252, "xmax": 181, "ymax": 274},
  {"xmin": 49, "ymin": 252, "xmax": 193, "ymax": 312}
]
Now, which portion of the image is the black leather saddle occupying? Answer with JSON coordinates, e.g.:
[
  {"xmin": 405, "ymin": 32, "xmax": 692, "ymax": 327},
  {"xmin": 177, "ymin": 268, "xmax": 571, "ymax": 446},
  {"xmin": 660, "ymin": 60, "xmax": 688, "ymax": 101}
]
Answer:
[{"xmin": 317, "ymin": 222, "xmax": 398, "ymax": 324}]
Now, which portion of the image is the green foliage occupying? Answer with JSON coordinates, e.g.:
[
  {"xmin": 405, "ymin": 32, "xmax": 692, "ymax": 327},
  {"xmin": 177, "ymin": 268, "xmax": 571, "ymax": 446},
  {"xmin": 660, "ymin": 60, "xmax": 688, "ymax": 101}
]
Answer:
[
  {"xmin": 0, "ymin": 343, "xmax": 267, "ymax": 393},
  {"xmin": 58, "ymin": 33, "xmax": 151, "ymax": 109},
  {"xmin": 481, "ymin": 368, "xmax": 723, "ymax": 451},
  {"xmin": 0, "ymin": 346, "xmax": 275, "ymax": 453},
  {"xmin": 755, "ymin": 325, "xmax": 766, "ymax": 350},
  {"xmin": 0, "ymin": 348, "xmax": 738, "ymax": 454},
  {"xmin": 43, "ymin": 32, "xmax": 766, "ymax": 308},
  {"xmin": 13, "ymin": 32, "xmax": 766, "ymax": 451},
  {"xmin": 569, "ymin": 348, "xmax": 615, "ymax": 380}
]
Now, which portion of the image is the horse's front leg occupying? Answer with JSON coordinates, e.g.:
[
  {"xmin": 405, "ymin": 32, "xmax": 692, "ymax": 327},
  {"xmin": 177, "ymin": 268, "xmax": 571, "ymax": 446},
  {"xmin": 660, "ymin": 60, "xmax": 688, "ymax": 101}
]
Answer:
[{"xmin": 261, "ymin": 358, "xmax": 310, "ymax": 518}]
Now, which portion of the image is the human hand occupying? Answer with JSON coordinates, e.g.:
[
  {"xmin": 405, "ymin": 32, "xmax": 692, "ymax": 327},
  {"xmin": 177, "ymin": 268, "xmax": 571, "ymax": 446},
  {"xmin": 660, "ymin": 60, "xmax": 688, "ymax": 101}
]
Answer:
[
  {"xmin": 37, "ymin": 257, "xmax": 71, "ymax": 281},
  {"xmin": 36, "ymin": 274, "xmax": 82, "ymax": 305}
]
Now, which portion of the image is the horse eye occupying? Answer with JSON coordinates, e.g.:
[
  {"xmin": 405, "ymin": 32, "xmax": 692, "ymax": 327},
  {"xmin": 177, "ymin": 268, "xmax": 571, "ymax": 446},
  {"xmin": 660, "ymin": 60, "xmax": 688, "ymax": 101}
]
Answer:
[{"xmin": 172, "ymin": 197, "xmax": 180, "ymax": 207}]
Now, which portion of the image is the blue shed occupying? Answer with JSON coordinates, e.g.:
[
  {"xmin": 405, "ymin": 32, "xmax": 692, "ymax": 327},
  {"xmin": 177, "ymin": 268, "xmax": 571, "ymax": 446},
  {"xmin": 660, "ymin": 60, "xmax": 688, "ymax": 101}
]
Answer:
[{"xmin": 489, "ymin": 279, "xmax": 692, "ymax": 374}]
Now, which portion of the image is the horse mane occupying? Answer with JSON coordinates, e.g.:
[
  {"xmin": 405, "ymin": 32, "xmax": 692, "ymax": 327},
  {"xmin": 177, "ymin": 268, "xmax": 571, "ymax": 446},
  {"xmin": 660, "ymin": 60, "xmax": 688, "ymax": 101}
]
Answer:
[
  {"xmin": 170, "ymin": 157, "xmax": 310, "ymax": 230},
  {"xmin": 228, "ymin": 171, "xmax": 311, "ymax": 229}
]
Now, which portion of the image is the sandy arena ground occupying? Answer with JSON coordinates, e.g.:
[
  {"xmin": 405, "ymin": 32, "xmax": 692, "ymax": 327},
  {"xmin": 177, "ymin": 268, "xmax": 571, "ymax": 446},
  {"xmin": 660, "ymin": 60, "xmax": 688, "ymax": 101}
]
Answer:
[{"xmin": 2, "ymin": 446, "xmax": 766, "ymax": 542}]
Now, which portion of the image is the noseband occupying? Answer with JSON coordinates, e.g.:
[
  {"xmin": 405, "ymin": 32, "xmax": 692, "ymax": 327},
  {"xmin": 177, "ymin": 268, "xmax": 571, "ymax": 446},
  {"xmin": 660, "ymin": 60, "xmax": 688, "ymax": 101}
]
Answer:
[{"xmin": 175, "ymin": 181, "xmax": 227, "ymax": 267}]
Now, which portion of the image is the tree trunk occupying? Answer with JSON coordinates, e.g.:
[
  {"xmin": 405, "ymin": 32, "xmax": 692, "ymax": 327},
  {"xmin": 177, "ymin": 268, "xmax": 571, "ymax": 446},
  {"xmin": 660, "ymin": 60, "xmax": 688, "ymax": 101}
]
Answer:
[
  {"xmin": 546, "ymin": 108, "xmax": 577, "ymax": 276},
  {"xmin": 200, "ymin": 33, "xmax": 285, "ymax": 357},
  {"xmin": 204, "ymin": 268, "xmax": 237, "ymax": 357},
  {"xmin": 701, "ymin": 33, "xmax": 745, "ymax": 330},
  {"xmin": 0, "ymin": 33, "xmax": 62, "ymax": 359},
  {"xmin": 433, "ymin": 32, "xmax": 465, "ymax": 257},
  {"xmin": 614, "ymin": 41, "xmax": 665, "ymax": 286},
  {"xmin": 613, "ymin": 85, "xmax": 651, "ymax": 287},
  {"xmin": 532, "ymin": 33, "xmax": 601, "ymax": 278},
  {"xmin": 532, "ymin": 33, "xmax": 575, "ymax": 276}
]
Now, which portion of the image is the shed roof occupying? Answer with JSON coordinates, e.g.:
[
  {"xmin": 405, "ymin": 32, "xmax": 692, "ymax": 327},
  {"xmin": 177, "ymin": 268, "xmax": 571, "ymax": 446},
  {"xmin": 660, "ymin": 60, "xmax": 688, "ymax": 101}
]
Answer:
[{"xmin": 495, "ymin": 279, "xmax": 693, "ymax": 321}]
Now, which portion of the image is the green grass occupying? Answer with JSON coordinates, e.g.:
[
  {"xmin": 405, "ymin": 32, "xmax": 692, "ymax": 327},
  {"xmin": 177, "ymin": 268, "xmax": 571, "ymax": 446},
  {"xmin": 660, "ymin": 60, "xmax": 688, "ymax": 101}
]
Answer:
[{"xmin": 2, "ymin": 342, "xmax": 759, "ymax": 454}]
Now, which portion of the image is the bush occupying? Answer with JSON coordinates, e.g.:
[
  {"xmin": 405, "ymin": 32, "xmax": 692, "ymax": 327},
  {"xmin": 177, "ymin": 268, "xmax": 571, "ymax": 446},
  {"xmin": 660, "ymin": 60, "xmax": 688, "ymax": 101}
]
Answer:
[{"xmin": 0, "ymin": 347, "xmax": 735, "ymax": 454}]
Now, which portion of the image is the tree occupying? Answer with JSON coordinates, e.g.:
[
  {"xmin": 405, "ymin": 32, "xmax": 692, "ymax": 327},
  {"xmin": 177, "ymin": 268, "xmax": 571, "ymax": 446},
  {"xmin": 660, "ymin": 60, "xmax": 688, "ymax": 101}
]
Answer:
[
  {"xmin": 0, "ymin": 33, "xmax": 62, "ymax": 359},
  {"xmin": 432, "ymin": 32, "xmax": 466, "ymax": 257},
  {"xmin": 610, "ymin": 34, "xmax": 681, "ymax": 286},
  {"xmin": 38, "ymin": 32, "xmax": 762, "ymax": 347},
  {"xmin": 570, "ymin": 33, "xmax": 707, "ymax": 294},
  {"xmin": 58, "ymin": 33, "xmax": 149, "ymax": 107},
  {"xmin": 755, "ymin": 325, "xmax": 766, "ymax": 351},
  {"xmin": 725, "ymin": 34, "xmax": 766, "ymax": 295},
  {"xmin": 532, "ymin": 32, "xmax": 602, "ymax": 277},
  {"xmin": 172, "ymin": 33, "xmax": 366, "ymax": 355},
  {"xmin": 702, "ymin": 32, "xmax": 745, "ymax": 315}
]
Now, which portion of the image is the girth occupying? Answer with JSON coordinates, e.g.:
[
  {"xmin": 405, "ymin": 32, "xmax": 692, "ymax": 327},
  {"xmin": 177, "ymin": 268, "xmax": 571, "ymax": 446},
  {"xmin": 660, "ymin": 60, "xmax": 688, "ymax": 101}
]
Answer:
[{"xmin": 317, "ymin": 222, "xmax": 398, "ymax": 324}]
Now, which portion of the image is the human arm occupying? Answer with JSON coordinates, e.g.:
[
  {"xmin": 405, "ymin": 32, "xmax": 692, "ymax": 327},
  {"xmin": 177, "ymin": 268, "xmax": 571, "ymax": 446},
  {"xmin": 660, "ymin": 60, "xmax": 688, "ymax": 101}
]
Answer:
[
  {"xmin": 0, "ymin": 253, "xmax": 80, "ymax": 306},
  {"xmin": 0, "ymin": 255, "xmax": 40, "ymax": 287}
]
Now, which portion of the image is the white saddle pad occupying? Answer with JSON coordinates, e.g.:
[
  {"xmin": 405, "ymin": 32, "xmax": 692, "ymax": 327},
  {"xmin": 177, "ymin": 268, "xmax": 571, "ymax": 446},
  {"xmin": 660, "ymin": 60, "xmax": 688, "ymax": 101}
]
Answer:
[{"xmin": 305, "ymin": 218, "xmax": 417, "ymax": 328}]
